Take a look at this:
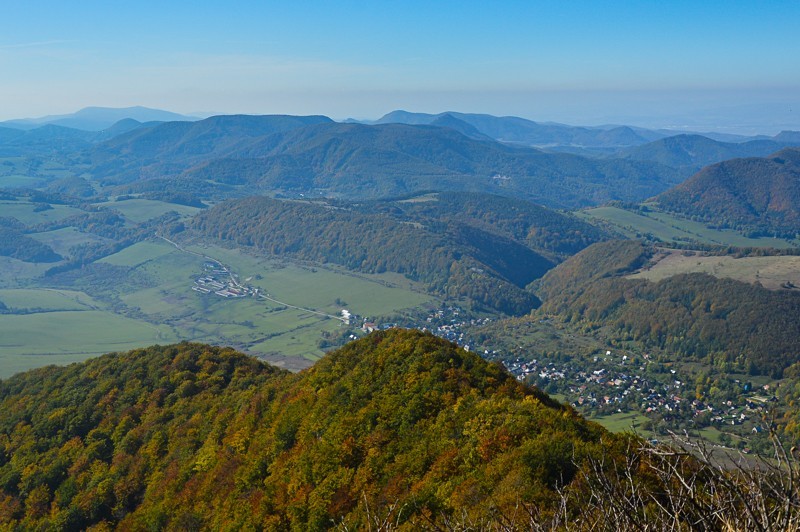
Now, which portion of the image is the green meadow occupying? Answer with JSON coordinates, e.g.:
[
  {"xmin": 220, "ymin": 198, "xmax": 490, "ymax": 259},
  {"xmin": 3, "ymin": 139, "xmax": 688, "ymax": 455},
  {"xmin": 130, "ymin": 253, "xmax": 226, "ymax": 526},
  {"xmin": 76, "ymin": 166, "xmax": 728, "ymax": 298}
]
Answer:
[
  {"xmin": 96, "ymin": 199, "xmax": 201, "ymax": 223},
  {"xmin": 0, "ymin": 200, "xmax": 84, "ymax": 224},
  {"xmin": 30, "ymin": 227, "xmax": 111, "ymax": 258},
  {"xmin": 0, "ymin": 309, "xmax": 177, "ymax": 379},
  {"xmin": 580, "ymin": 206, "xmax": 798, "ymax": 248}
]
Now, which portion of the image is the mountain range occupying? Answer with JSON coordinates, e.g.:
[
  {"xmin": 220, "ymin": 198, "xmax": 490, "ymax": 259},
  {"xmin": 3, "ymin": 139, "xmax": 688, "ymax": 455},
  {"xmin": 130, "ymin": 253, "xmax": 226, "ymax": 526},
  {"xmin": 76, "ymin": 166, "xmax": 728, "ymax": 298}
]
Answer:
[
  {"xmin": 374, "ymin": 110, "xmax": 668, "ymax": 148},
  {"xmin": 85, "ymin": 116, "xmax": 681, "ymax": 208},
  {"xmin": 0, "ymin": 106, "xmax": 197, "ymax": 131}
]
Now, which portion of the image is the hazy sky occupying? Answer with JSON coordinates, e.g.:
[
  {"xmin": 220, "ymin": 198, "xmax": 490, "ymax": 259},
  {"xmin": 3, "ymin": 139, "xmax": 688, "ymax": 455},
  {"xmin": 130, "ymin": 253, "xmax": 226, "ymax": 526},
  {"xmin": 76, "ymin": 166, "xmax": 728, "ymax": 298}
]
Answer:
[{"xmin": 2, "ymin": 1, "xmax": 799, "ymax": 132}]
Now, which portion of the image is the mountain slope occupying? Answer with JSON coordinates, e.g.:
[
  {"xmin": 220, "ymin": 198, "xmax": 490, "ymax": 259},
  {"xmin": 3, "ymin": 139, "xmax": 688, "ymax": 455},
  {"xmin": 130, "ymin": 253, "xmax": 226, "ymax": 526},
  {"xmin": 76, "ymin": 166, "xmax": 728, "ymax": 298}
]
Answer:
[
  {"xmin": 655, "ymin": 148, "xmax": 800, "ymax": 236},
  {"xmin": 191, "ymin": 196, "xmax": 549, "ymax": 314},
  {"xmin": 88, "ymin": 114, "xmax": 333, "ymax": 184},
  {"xmin": 537, "ymin": 240, "xmax": 800, "ymax": 377},
  {"xmin": 176, "ymin": 121, "xmax": 681, "ymax": 208},
  {"xmin": 370, "ymin": 191, "xmax": 609, "ymax": 258},
  {"xmin": 0, "ymin": 331, "xmax": 617, "ymax": 529}
]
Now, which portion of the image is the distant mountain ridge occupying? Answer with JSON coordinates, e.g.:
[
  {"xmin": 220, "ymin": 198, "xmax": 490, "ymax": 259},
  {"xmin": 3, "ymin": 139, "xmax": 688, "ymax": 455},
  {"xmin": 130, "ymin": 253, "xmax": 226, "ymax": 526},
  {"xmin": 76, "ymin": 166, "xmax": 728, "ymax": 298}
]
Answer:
[
  {"xmin": 95, "ymin": 117, "xmax": 681, "ymax": 208},
  {"xmin": 375, "ymin": 110, "xmax": 668, "ymax": 148},
  {"xmin": 620, "ymin": 133, "xmax": 800, "ymax": 173},
  {"xmin": 0, "ymin": 106, "xmax": 197, "ymax": 131}
]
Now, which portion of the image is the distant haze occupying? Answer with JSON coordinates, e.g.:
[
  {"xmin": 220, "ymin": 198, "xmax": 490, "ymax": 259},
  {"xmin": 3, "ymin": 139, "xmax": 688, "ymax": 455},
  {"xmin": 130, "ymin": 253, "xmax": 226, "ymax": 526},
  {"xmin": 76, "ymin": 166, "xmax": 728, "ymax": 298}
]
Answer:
[{"xmin": 2, "ymin": 2, "xmax": 799, "ymax": 135}]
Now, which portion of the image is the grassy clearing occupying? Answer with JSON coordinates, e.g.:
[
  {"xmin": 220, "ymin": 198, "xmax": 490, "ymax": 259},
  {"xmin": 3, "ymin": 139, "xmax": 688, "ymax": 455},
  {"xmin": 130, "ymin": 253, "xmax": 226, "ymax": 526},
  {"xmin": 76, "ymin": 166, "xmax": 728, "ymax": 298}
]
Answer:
[
  {"xmin": 0, "ymin": 176, "xmax": 45, "ymax": 188},
  {"xmin": 580, "ymin": 206, "xmax": 798, "ymax": 248},
  {"xmin": 0, "ymin": 257, "xmax": 51, "ymax": 287},
  {"xmin": 30, "ymin": 227, "xmax": 111, "ymax": 258},
  {"xmin": 0, "ymin": 288, "xmax": 102, "ymax": 312},
  {"xmin": 630, "ymin": 249, "xmax": 800, "ymax": 290},
  {"xmin": 99, "ymin": 240, "xmax": 177, "ymax": 268},
  {"xmin": 592, "ymin": 411, "xmax": 651, "ymax": 433},
  {"xmin": 0, "ymin": 201, "xmax": 83, "ymax": 224},
  {"xmin": 0, "ymin": 311, "xmax": 177, "ymax": 379},
  {"xmin": 96, "ymin": 199, "xmax": 201, "ymax": 223},
  {"xmin": 184, "ymin": 243, "xmax": 433, "ymax": 316}
]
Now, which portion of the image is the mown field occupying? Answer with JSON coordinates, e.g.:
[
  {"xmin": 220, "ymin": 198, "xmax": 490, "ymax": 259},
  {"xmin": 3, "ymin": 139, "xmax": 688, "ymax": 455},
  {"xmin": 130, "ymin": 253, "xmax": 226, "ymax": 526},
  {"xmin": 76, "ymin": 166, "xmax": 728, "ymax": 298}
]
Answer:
[
  {"xmin": 580, "ymin": 206, "xmax": 799, "ymax": 248},
  {"xmin": 30, "ymin": 227, "xmax": 112, "ymax": 257},
  {"xmin": 95, "ymin": 198, "xmax": 202, "ymax": 223},
  {"xmin": 0, "ymin": 199, "xmax": 84, "ymax": 224},
  {"xmin": 629, "ymin": 248, "xmax": 800, "ymax": 289}
]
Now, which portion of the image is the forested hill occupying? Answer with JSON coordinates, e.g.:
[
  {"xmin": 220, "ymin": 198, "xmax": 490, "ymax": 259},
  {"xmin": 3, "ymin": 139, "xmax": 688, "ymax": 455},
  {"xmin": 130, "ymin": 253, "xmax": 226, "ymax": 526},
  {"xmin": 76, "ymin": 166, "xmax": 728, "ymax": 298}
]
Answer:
[
  {"xmin": 190, "ymin": 122, "xmax": 681, "ymax": 207},
  {"xmin": 88, "ymin": 114, "xmax": 334, "ymax": 184},
  {"xmin": 655, "ymin": 147, "xmax": 800, "ymax": 237},
  {"xmin": 0, "ymin": 331, "xmax": 620, "ymax": 529},
  {"xmin": 369, "ymin": 191, "xmax": 609, "ymax": 258},
  {"xmin": 537, "ymin": 240, "xmax": 800, "ymax": 377},
  {"xmin": 191, "ymin": 196, "xmax": 549, "ymax": 314},
  {"xmin": 84, "ymin": 116, "xmax": 683, "ymax": 208},
  {"xmin": 619, "ymin": 134, "xmax": 798, "ymax": 174}
]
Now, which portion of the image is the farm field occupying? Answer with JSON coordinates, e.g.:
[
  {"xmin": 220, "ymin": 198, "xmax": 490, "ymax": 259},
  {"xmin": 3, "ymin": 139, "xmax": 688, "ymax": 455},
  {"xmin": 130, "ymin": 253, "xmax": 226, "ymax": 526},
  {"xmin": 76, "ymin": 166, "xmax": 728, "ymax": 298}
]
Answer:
[
  {"xmin": 180, "ymin": 242, "xmax": 433, "ymax": 317},
  {"xmin": 0, "ymin": 288, "xmax": 101, "ymax": 312},
  {"xmin": 95, "ymin": 198, "xmax": 201, "ymax": 223},
  {"xmin": 629, "ymin": 248, "xmax": 800, "ymax": 289},
  {"xmin": 0, "ymin": 200, "xmax": 84, "ymax": 224},
  {"xmin": 0, "ymin": 257, "xmax": 51, "ymax": 287},
  {"xmin": 592, "ymin": 411, "xmax": 651, "ymax": 433},
  {"xmin": 0, "ymin": 309, "xmax": 177, "ymax": 379},
  {"xmin": 580, "ymin": 206, "xmax": 798, "ymax": 249},
  {"xmin": 30, "ymin": 227, "xmax": 112, "ymax": 258}
]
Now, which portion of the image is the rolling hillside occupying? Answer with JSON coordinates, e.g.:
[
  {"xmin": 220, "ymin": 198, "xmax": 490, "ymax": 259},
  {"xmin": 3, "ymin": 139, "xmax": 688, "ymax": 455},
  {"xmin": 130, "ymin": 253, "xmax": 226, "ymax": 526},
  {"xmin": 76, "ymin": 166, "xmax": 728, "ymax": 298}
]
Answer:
[
  {"xmin": 175, "ymin": 121, "xmax": 681, "ymax": 207},
  {"xmin": 537, "ymin": 240, "xmax": 800, "ymax": 377},
  {"xmin": 620, "ymin": 134, "xmax": 799, "ymax": 173},
  {"xmin": 655, "ymin": 148, "xmax": 800, "ymax": 236},
  {"xmin": 191, "ymin": 196, "xmax": 550, "ymax": 314}
]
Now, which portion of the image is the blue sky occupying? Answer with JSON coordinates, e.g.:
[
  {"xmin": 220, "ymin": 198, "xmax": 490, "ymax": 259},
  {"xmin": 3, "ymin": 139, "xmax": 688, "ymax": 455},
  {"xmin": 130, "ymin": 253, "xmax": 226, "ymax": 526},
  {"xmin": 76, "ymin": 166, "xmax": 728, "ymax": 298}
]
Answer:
[{"xmin": 2, "ymin": 1, "xmax": 799, "ymax": 132}]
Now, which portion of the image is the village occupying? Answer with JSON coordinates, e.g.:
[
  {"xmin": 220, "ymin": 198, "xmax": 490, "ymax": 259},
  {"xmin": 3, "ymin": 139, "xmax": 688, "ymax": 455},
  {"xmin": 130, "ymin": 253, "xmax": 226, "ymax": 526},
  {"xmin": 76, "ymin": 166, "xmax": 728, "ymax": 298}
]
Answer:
[{"xmin": 491, "ymin": 346, "xmax": 777, "ymax": 442}]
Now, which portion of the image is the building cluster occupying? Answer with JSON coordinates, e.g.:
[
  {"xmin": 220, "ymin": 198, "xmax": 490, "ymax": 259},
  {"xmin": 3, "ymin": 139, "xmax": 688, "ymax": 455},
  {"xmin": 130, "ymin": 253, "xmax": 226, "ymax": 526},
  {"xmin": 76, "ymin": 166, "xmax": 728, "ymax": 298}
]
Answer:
[{"xmin": 191, "ymin": 263, "xmax": 258, "ymax": 298}]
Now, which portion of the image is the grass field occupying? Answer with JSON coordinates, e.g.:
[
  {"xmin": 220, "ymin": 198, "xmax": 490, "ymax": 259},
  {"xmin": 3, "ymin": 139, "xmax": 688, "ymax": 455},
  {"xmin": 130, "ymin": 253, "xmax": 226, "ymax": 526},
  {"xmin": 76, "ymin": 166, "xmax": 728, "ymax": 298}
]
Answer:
[
  {"xmin": 0, "ymin": 257, "xmax": 52, "ymax": 287},
  {"xmin": 183, "ymin": 243, "xmax": 433, "ymax": 317},
  {"xmin": 0, "ymin": 310, "xmax": 177, "ymax": 379},
  {"xmin": 629, "ymin": 248, "xmax": 800, "ymax": 289},
  {"xmin": 31, "ymin": 227, "xmax": 111, "ymax": 258},
  {"xmin": 99, "ymin": 240, "xmax": 177, "ymax": 267},
  {"xmin": 96, "ymin": 199, "xmax": 201, "ymax": 223},
  {"xmin": 0, "ymin": 200, "xmax": 84, "ymax": 224},
  {"xmin": 592, "ymin": 411, "xmax": 651, "ymax": 433},
  {"xmin": 580, "ymin": 206, "xmax": 798, "ymax": 249},
  {"xmin": 0, "ymin": 288, "xmax": 101, "ymax": 312}
]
